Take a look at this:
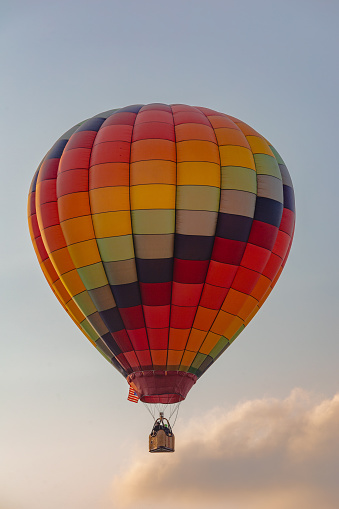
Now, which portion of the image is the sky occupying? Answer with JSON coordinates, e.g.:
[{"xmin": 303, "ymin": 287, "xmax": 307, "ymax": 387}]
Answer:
[{"xmin": 1, "ymin": 1, "xmax": 339, "ymax": 508}]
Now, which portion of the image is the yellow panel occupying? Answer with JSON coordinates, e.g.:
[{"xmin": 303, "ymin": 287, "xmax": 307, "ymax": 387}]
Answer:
[
  {"xmin": 131, "ymin": 184, "xmax": 176, "ymax": 210},
  {"xmin": 67, "ymin": 239, "xmax": 101, "ymax": 268},
  {"xmin": 246, "ymin": 136, "xmax": 275, "ymax": 156},
  {"xmin": 219, "ymin": 145, "xmax": 255, "ymax": 169},
  {"xmin": 177, "ymin": 161, "xmax": 220, "ymax": 187},
  {"xmin": 177, "ymin": 140, "xmax": 220, "ymax": 164},
  {"xmin": 92, "ymin": 211, "xmax": 132, "ymax": 238},
  {"xmin": 185, "ymin": 328, "xmax": 207, "ymax": 351},
  {"xmin": 61, "ymin": 268, "xmax": 86, "ymax": 296},
  {"xmin": 214, "ymin": 128, "xmax": 250, "ymax": 148},
  {"xmin": 130, "ymin": 160, "xmax": 176, "ymax": 185},
  {"xmin": 61, "ymin": 215, "xmax": 94, "ymax": 244},
  {"xmin": 90, "ymin": 186, "xmax": 130, "ymax": 213},
  {"xmin": 199, "ymin": 331, "xmax": 220, "ymax": 355}
]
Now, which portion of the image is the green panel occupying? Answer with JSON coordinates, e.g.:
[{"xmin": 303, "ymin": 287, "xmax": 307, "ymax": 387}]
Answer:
[
  {"xmin": 209, "ymin": 336, "xmax": 230, "ymax": 359},
  {"xmin": 190, "ymin": 352, "xmax": 207, "ymax": 370},
  {"xmin": 96, "ymin": 235, "xmax": 135, "ymax": 262},
  {"xmin": 177, "ymin": 185, "xmax": 220, "ymax": 212},
  {"xmin": 229, "ymin": 324, "xmax": 245, "ymax": 344},
  {"xmin": 95, "ymin": 339, "xmax": 112, "ymax": 362},
  {"xmin": 269, "ymin": 144, "xmax": 285, "ymax": 165},
  {"xmin": 77, "ymin": 263, "xmax": 108, "ymax": 290},
  {"xmin": 73, "ymin": 291, "xmax": 97, "ymax": 316},
  {"xmin": 254, "ymin": 154, "xmax": 281, "ymax": 179},
  {"xmin": 80, "ymin": 319, "xmax": 99, "ymax": 341},
  {"xmin": 221, "ymin": 166, "xmax": 257, "ymax": 193},
  {"xmin": 132, "ymin": 209, "xmax": 175, "ymax": 234}
]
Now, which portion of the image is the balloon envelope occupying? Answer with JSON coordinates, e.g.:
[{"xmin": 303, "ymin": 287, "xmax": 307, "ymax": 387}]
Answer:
[{"xmin": 28, "ymin": 104, "xmax": 295, "ymax": 403}]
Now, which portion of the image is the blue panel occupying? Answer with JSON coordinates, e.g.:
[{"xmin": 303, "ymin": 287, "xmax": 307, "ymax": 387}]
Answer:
[
  {"xmin": 111, "ymin": 282, "xmax": 142, "ymax": 308},
  {"xmin": 77, "ymin": 117, "xmax": 106, "ymax": 132},
  {"xmin": 254, "ymin": 197, "xmax": 283, "ymax": 227},
  {"xmin": 283, "ymin": 185, "xmax": 295, "ymax": 212},
  {"xmin": 174, "ymin": 234, "xmax": 214, "ymax": 260},
  {"xmin": 216, "ymin": 213, "xmax": 252, "ymax": 242},
  {"xmin": 100, "ymin": 307, "xmax": 125, "ymax": 332},
  {"xmin": 46, "ymin": 139, "xmax": 68, "ymax": 159}
]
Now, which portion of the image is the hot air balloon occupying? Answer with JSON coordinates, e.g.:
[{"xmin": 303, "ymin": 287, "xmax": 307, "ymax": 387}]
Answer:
[{"xmin": 28, "ymin": 104, "xmax": 295, "ymax": 452}]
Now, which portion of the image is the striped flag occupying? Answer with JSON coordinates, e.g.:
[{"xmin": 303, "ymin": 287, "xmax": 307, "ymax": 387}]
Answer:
[{"xmin": 127, "ymin": 386, "xmax": 139, "ymax": 403}]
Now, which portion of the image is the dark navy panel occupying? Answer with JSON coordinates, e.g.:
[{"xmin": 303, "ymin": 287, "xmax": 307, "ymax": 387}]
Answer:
[
  {"xmin": 111, "ymin": 282, "xmax": 142, "ymax": 308},
  {"xmin": 136, "ymin": 258, "xmax": 173, "ymax": 283},
  {"xmin": 30, "ymin": 169, "xmax": 39, "ymax": 192},
  {"xmin": 196, "ymin": 355, "xmax": 214, "ymax": 376},
  {"xmin": 254, "ymin": 197, "xmax": 283, "ymax": 227},
  {"xmin": 77, "ymin": 117, "xmax": 106, "ymax": 132},
  {"xmin": 118, "ymin": 104, "xmax": 144, "ymax": 113},
  {"xmin": 216, "ymin": 213, "xmax": 253, "ymax": 242},
  {"xmin": 110, "ymin": 356, "xmax": 128, "ymax": 377},
  {"xmin": 46, "ymin": 139, "xmax": 68, "ymax": 160},
  {"xmin": 100, "ymin": 307, "xmax": 125, "ymax": 332},
  {"xmin": 175, "ymin": 234, "xmax": 214, "ymax": 260},
  {"xmin": 283, "ymin": 185, "xmax": 295, "ymax": 212},
  {"xmin": 101, "ymin": 332, "xmax": 122, "ymax": 356}
]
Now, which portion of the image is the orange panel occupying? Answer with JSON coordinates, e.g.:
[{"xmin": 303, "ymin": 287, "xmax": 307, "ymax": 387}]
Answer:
[
  {"xmin": 258, "ymin": 286, "xmax": 272, "ymax": 308},
  {"xmin": 221, "ymin": 289, "xmax": 249, "ymax": 315},
  {"xmin": 251, "ymin": 275, "xmax": 271, "ymax": 301},
  {"xmin": 244, "ymin": 306, "xmax": 259, "ymax": 326},
  {"xmin": 199, "ymin": 331, "xmax": 220, "ymax": 355},
  {"xmin": 67, "ymin": 299, "xmax": 86, "ymax": 322},
  {"xmin": 51, "ymin": 247, "xmax": 75, "ymax": 275},
  {"xmin": 167, "ymin": 350, "xmax": 183, "ymax": 367},
  {"xmin": 58, "ymin": 192, "xmax": 89, "ymax": 221},
  {"xmin": 214, "ymin": 128, "xmax": 250, "ymax": 148},
  {"xmin": 151, "ymin": 350, "xmax": 167, "ymax": 366},
  {"xmin": 40, "ymin": 258, "xmax": 58, "ymax": 285},
  {"xmin": 180, "ymin": 350, "xmax": 197, "ymax": 369},
  {"xmin": 237, "ymin": 295, "xmax": 258, "ymax": 321},
  {"xmin": 168, "ymin": 328, "xmax": 190, "ymax": 350},
  {"xmin": 193, "ymin": 307, "xmax": 218, "ymax": 331},
  {"xmin": 206, "ymin": 115, "xmax": 238, "ymax": 129},
  {"xmin": 90, "ymin": 186, "xmax": 130, "ymax": 213},
  {"xmin": 175, "ymin": 123, "xmax": 216, "ymax": 142},
  {"xmin": 89, "ymin": 162, "xmax": 130, "ymax": 189},
  {"xmin": 61, "ymin": 216, "xmax": 94, "ymax": 245},
  {"xmin": 66, "ymin": 240, "xmax": 101, "ymax": 268},
  {"xmin": 131, "ymin": 139, "xmax": 176, "ymax": 162},
  {"xmin": 130, "ymin": 160, "xmax": 176, "ymax": 185},
  {"xmin": 233, "ymin": 121, "xmax": 262, "ymax": 137},
  {"xmin": 52, "ymin": 278, "xmax": 71, "ymax": 303},
  {"xmin": 176, "ymin": 140, "xmax": 219, "ymax": 163},
  {"xmin": 42, "ymin": 224, "xmax": 67, "ymax": 252},
  {"xmin": 61, "ymin": 268, "xmax": 86, "ymax": 296},
  {"xmin": 211, "ymin": 311, "xmax": 243, "ymax": 338},
  {"xmin": 185, "ymin": 328, "xmax": 207, "ymax": 351}
]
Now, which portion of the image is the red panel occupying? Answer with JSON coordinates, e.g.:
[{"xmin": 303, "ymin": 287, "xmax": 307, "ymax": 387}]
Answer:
[
  {"xmin": 103, "ymin": 112, "xmax": 136, "ymax": 126},
  {"xmin": 38, "ymin": 180, "xmax": 57, "ymax": 204},
  {"xmin": 128, "ymin": 371, "xmax": 197, "ymax": 403},
  {"xmin": 240, "ymin": 244, "xmax": 271, "ymax": 273},
  {"xmin": 94, "ymin": 125, "xmax": 133, "ymax": 143},
  {"xmin": 59, "ymin": 147, "xmax": 92, "ymax": 171},
  {"xmin": 57, "ymin": 169, "xmax": 89, "ymax": 197},
  {"xmin": 30, "ymin": 214, "xmax": 40, "ymax": 239},
  {"xmin": 212, "ymin": 238, "xmax": 246, "ymax": 265},
  {"xmin": 123, "ymin": 351, "xmax": 140, "ymax": 370},
  {"xmin": 200, "ymin": 284, "xmax": 229, "ymax": 309},
  {"xmin": 135, "ymin": 110, "xmax": 173, "ymax": 124},
  {"xmin": 148, "ymin": 328, "xmax": 169, "ymax": 349},
  {"xmin": 35, "ymin": 235, "xmax": 49, "ymax": 260},
  {"xmin": 143, "ymin": 305, "xmax": 170, "ymax": 328},
  {"xmin": 248, "ymin": 221, "xmax": 278, "ymax": 251},
  {"xmin": 174, "ymin": 259, "xmax": 209, "ymax": 284},
  {"xmin": 173, "ymin": 111, "xmax": 210, "ymax": 126},
  {"xmin": 90, "ymin": 141, "xmax": 130, "ymax": 165},
  {"xmin": 262, "ymin": 253, "xmax": 282, "ymax": 281},
  {"xmin": 42, "ymin": 225, "xmax": 67, "ymax": 252},
  {"xmin": 206, "ymin": 261, "xmax": 238, "ymax": 288},
  {"xmin": 39, "ymin": 202, "xmax": 59, "ymax": 229},
  {"xmin": 171, "ymin": 282, "xmax": 203, "ymax": 306},
  {"xmin": 116, "ymin": 353, "xmax": 132, "ymax": 372},
  {"xmin": 119, "ymin": 305, "xmax": 145, "ymax": 330},
  {"xmin": 39, "ymin": 158, "xmax": 59, "ymax": 181},
  {"xmin": 279, "ymin": 208, "xmax": 295, "ymax": 235},
  {"xmin": 135, "ymin": 350, "xmax": 152, "ymax": 369},
  {"xmin": 273, "ymin": 231, "xmax": 291, "ymax": 259},
  {"xmin": 127, "ymin": 328, "xmax": 149, "ymax": 350},
  {"xmin": 133, "ymin": 122, "xmax": 175, "ymax": 141},
  {"xmin": 29, "ymin": 192, "xmax": 36, "ymax": 215},
  {"xmin": 232, "ymin": 267, "xmax": 261, "ymax": 295},
  {"xmin": 139, "ymin": 282, "xmax": 172, "ymax": 306},
  {"xmin": 112, "ymin": 329, "xmax": 133, "ymax": 352},
  {"xmin": 66, "ymin": 131, "xmax": 97, "ymax": 150},
  {"xmin": 170, "ymin": 305, "xmax": 197, "ymax": 328}
]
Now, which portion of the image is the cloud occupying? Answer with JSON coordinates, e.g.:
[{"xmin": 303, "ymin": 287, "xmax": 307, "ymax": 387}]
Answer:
[{"xmin": 109, "ymin": 389, "xmax": 339, "ymax": 509}]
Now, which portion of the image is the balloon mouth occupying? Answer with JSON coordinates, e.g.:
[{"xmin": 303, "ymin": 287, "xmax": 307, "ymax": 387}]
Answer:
[{"xmin": 127, "ymin": 371, "xmax": 197, "ymax": 404}]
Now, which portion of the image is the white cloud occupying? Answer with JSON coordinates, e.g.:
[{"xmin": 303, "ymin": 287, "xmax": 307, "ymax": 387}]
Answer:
[{"xmin": 108, "ymin": 390, "xmax": 339, "ymax": 509}]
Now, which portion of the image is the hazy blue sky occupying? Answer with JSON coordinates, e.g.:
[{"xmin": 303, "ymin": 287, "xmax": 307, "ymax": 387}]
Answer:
[{"xmin": 1, "ymin": 1, "xmax": 339, "ymax": 508}]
